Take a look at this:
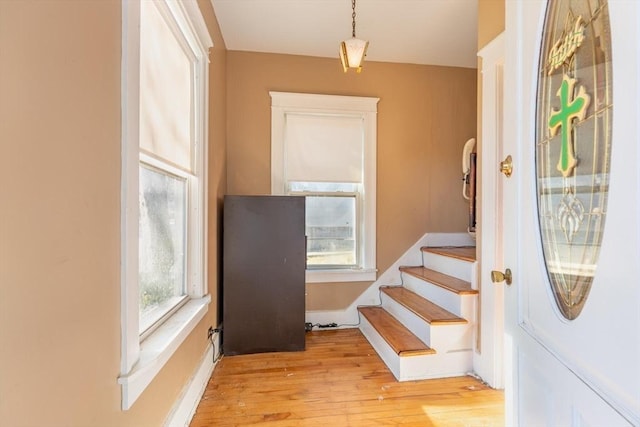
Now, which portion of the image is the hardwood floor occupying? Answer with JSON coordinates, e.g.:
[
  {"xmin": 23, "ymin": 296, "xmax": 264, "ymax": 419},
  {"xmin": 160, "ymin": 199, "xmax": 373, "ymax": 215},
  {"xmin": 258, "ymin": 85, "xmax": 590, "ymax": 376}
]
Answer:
[{"xmin": 191, "ymin": 329, "xmax": 504, "ymax": 426}]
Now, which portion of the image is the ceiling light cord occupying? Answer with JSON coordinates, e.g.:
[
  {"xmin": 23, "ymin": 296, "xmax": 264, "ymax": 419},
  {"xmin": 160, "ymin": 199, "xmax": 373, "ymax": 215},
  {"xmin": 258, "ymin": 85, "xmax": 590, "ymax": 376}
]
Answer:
[{"xmin": 352, "ymin": 0, "xmax": 357, "ymax": 38}]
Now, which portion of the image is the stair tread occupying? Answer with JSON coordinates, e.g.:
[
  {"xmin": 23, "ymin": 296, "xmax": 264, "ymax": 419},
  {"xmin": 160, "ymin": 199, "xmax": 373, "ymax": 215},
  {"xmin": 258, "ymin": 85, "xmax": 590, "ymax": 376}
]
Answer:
[
  {"xmin": 381, "ymin": 286, "xmax": 468, "ymax": 325},
  {"xmin": 422, "ymin": 246, "xmax": 476, "ymax": 262},
  {"xmin": 400, "ymin": 266, "xmax": 478, "ymax": 295},
  {"xmin": 358, "ymin": 307, "xmax": 436, "ymax": 357}
]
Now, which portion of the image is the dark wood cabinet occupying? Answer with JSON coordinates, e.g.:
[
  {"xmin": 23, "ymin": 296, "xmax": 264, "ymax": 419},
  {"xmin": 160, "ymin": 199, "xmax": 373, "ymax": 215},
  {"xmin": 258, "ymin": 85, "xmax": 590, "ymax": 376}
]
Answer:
[{"xmin": 222, "ymin": 195, "xmax": 306, "ymax": 355}]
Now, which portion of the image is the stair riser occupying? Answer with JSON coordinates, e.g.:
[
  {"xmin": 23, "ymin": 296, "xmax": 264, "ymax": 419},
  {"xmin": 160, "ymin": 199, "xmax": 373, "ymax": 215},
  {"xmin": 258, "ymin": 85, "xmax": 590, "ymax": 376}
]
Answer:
[
  {"xmin": 360, "ymin": 314, "xmax": 473, "ymax": 382},
  {"xmin": 399, "ymin": 350, "xmax": 474, "ymax": 381},
  {"xmin": 422, "ymin": 251, "xmax": 475, "ymax": 283},
  {"xmin": 382, "ymin": 294, "xmax": 432, "ymax": 345},
  {"xmin": 401, "ymin": 273, "xmax": 476, "ymax": 319},
  {"xmin": 430, "ymin": 326, "xmax": 474, "ymax": 354},
  {"xmin": 381, "ymin": 294, "xmax": 474, "ymax": 353}
]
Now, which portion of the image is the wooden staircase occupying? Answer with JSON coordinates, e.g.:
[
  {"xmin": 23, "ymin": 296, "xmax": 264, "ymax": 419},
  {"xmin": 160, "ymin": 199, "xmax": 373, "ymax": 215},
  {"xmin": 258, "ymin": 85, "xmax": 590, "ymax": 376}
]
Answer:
[{"xmin": 358, "ymin": 246, "xmax": 478, "ymax": 381}]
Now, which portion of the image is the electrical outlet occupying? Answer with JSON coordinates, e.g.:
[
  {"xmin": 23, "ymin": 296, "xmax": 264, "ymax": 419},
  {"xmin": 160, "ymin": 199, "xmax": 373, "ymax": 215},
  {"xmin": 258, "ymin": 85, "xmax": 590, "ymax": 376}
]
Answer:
[{"xmin": 207, "ymin": 326, "xmax": 214, "ymax": 340}]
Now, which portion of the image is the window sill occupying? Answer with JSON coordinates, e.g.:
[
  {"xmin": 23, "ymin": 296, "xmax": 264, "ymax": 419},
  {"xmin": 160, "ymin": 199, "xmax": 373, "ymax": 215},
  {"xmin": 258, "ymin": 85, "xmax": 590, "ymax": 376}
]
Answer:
[
  {"xmin": 118, "ymin": 295, "xmax": 211, "ymax": 410},
  {"xmin": 305, "ymin": 268, "xmax": 377, "ymax": 283}
]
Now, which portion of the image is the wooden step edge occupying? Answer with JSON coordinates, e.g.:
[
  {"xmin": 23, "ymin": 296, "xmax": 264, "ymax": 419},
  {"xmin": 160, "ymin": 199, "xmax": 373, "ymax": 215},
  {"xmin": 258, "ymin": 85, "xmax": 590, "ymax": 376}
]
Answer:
[
  {"xmin": 358, "ymin": 306, "xmax": 436, "ymax": 357},
  {"xmin": 429, "ymin": 318, "xmax": 468, "ymax": 325},
  {"xmin": 399, "ymin": 266, "xmax": 479, "ymax": 295},
  {"xmin": 398, "ymin": 348, "xmax": 435, "ymax": 357},
  {"xmin": 380, "ymin": 286, "xmax": 468, "ymax": 325},
  {"xmin": 421, "ymin": 246, "xmax": 476, "ymax": 262}
]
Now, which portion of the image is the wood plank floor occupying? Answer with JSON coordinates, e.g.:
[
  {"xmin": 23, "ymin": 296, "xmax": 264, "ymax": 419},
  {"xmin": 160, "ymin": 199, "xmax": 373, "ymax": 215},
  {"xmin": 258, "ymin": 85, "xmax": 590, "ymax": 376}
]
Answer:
[{"xmin": 190, "ymin": 329, "xmax": 504, "ymax": 426}]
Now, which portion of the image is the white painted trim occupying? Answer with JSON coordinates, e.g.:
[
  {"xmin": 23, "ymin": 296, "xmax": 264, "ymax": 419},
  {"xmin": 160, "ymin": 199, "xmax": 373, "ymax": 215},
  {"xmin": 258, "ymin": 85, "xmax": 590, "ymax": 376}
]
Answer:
[
  {"xmin": 121, "ymin": 0, "xmax": 142, "ymax": 376},
  {"xmin": 119, "ymin": 0, "xmax": 213, "ymax": 410},
  {"xmin": 164, "ymin": 332, "xmax": 220, "ymax": 427},
  {"xmin": 181, "ymin": 1, "xmax": 213, "ymax": 52},
  {"xmin": 305, "ymin": 310, "xmax": 356, "ymax": 328},
  {"xmin": 269, "ymin": 92, "xmax": 379, "ymax": 282},
  {"xmin": 118, "ymin": 296, "xmax": 211, "ymax": 410},
  {"xmin": 270, "ymin": 91, "xmax": 379, "ymax": 112},
  {"xmin": 476, "ymin": 32, "xmax": 506, "ymax": 390}
]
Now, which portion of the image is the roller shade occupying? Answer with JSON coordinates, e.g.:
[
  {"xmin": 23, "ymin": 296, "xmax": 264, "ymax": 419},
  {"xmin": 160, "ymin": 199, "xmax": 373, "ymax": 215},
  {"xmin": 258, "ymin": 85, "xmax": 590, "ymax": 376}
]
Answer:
[
  {"xmin": 284, "ymin": 113, "xmax": 363, "ymax": 183},
  {"xmin": 139, "ymin": 0, "xmax": 193, "ymax": 171}
]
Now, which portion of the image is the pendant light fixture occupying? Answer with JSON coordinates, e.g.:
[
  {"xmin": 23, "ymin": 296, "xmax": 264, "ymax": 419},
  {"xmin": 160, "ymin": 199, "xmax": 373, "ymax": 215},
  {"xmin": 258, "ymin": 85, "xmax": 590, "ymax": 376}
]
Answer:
[{"xmin": 340, "ymin": 0, "xmax": 368, "ymax": 73}]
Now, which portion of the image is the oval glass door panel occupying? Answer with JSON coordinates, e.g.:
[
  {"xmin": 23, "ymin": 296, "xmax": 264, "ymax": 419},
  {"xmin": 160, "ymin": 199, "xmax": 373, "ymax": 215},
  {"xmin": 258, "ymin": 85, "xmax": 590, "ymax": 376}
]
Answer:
[{"xmin": 535, "ymin": 0, "xmax": 613, "ymax": 320}]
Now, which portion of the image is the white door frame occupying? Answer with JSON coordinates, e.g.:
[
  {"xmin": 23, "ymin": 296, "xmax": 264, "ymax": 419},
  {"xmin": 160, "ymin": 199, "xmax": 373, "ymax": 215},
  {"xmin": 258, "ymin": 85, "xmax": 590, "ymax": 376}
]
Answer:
[{"xmin": 475, "ymin": 33, "xmax": 505, "ymax": 389}]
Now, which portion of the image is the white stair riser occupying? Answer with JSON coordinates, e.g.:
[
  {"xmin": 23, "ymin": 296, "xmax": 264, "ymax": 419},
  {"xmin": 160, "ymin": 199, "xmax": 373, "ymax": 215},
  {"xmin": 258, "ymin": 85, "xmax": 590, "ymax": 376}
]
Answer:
[
  {"xmin": 430, "ymin": 325, "xmax": 474, "ymax": 354},
  {"xmin": 422, "ymin": 251, "xmax": 475, "ymax": 282},
  {"xmin": 381, "ymin": 294, "xmax": 473, "ymax": 352},
  {"xmin": 359, "ymin": 314, "xmax": 473, "ymax": 382},
  {"xmin": 399, "ymin": 350, "xmax": 473, "ymax": 381},
  {"xmin": 381, "ymin": 294, "xmax": 432, "ymax": 346},
  {"xmin": 401, "ymin": 273, "xmax": 476, "ymax": 319}
]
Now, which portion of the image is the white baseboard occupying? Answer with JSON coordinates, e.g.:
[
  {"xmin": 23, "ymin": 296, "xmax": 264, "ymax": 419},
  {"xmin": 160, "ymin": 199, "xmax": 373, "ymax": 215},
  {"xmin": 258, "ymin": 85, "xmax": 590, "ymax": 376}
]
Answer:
[
  {"xmin": 164, "ymin": 333, "xmax": 220, "ymax": 427},
  {"xmin": 305, "ymin": 310, "xmax": 360, "ymax": 327}
]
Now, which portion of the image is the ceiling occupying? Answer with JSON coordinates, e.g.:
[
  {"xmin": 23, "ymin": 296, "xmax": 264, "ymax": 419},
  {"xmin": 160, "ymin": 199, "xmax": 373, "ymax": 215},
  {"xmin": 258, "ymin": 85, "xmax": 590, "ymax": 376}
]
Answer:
[{"xmin": 210, "ymin": 0, "xmax": 479, "ymax": 69}]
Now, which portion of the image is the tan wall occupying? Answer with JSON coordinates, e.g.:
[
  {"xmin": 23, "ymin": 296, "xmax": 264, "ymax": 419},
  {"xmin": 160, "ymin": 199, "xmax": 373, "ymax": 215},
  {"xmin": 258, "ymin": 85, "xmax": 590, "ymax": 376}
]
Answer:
[
  {"xmin": 478, "ymin": 0, "xmax": 506, "ymax": 50},
  {"xmin": 476, "ymin": 0, "xmax": 506, "ymax": 162},
  {"xmin": 477, "ymin": 0, "xmax": 506, "ymax": 158},
  {"xmin": 0, "ymin": 1, "xmax": 226, "ymax": 425},
  {"xmin": 226, "ymin": 52, "xmax": 476, "ymax": 310}
]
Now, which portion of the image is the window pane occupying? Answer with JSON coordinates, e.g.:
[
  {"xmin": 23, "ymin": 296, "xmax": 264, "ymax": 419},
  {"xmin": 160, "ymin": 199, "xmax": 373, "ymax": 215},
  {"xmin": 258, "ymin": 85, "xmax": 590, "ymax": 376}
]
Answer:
[
  {"xmin": 306, "ymin": 196, "xmax": 356, "ymax": 267},
  {"xmin": 139, "ymin": 164, "xmax": 187, "ymax": 333}
]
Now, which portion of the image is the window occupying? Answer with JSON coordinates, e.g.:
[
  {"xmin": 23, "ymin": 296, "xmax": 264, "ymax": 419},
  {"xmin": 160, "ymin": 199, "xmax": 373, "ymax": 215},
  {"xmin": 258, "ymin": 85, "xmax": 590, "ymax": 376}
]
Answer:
[
  {"xmin": 138, "ymin": 162, "xmax": 188, "ymax": 336},
  {"xmin": 534, "ymin": 1, "xmax": 612, "ymax": 320},
  {"xmin": 119, "ymin": 0, "xmax": 212, "ymax": 410},
  {"xmin": 289, "ymin": 182, "xmax": 358, "ymax": 268},
  {"xmin": 270, "ymin": 92, "xmax": 379, "ymax": 283}
]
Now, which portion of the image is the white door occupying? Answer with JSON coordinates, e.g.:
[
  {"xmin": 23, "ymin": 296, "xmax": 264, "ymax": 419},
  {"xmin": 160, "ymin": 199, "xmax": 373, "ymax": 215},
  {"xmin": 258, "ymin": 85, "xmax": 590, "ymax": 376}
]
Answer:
[{"xmin": 503, "ymin": 1, "xmax": 640, "ymax": 425}]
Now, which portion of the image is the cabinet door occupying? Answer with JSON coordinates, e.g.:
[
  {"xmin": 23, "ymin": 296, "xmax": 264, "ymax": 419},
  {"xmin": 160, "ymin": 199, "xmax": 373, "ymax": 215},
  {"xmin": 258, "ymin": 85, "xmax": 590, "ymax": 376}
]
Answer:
[{"xmin": 223, "ymin": 195, "xmax": 306, "ymax": 355}]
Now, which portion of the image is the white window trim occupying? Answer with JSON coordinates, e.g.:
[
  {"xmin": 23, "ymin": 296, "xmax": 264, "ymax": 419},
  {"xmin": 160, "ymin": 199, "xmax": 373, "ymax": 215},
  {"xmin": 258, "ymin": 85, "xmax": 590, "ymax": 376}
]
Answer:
[
  {"xmin": 270, "ymin": 92, "xmax": 379, "ymax": 283},
  {"xmin": 119, "ymin": 0, "xmax": 212, "ymax": 411}
]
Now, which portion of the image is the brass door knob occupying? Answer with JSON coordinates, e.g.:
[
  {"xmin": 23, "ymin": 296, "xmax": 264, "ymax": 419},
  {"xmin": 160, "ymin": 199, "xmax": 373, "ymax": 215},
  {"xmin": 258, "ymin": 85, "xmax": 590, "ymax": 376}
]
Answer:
[
  {"xmin": 500, "ymin": 155, "xmax": 513, "ymax": 177},
  {"xmin": 491, "ymin": 268, "xmax": 512, "ymax": 285}
]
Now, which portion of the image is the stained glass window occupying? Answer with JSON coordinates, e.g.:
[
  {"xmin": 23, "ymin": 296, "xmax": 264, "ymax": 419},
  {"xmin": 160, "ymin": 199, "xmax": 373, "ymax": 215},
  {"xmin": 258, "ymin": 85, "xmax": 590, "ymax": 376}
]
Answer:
[{"xmin": 535, "ymin": 0, "xmax": 612, "ymax": 320}]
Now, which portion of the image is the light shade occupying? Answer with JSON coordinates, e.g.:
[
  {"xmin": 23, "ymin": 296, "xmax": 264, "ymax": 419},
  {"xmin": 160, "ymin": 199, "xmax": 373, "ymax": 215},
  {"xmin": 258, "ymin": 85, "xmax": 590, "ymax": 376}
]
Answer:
[{"xmin": 340, "ymin": 38, "xmax": 369, "ymax": 73}]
